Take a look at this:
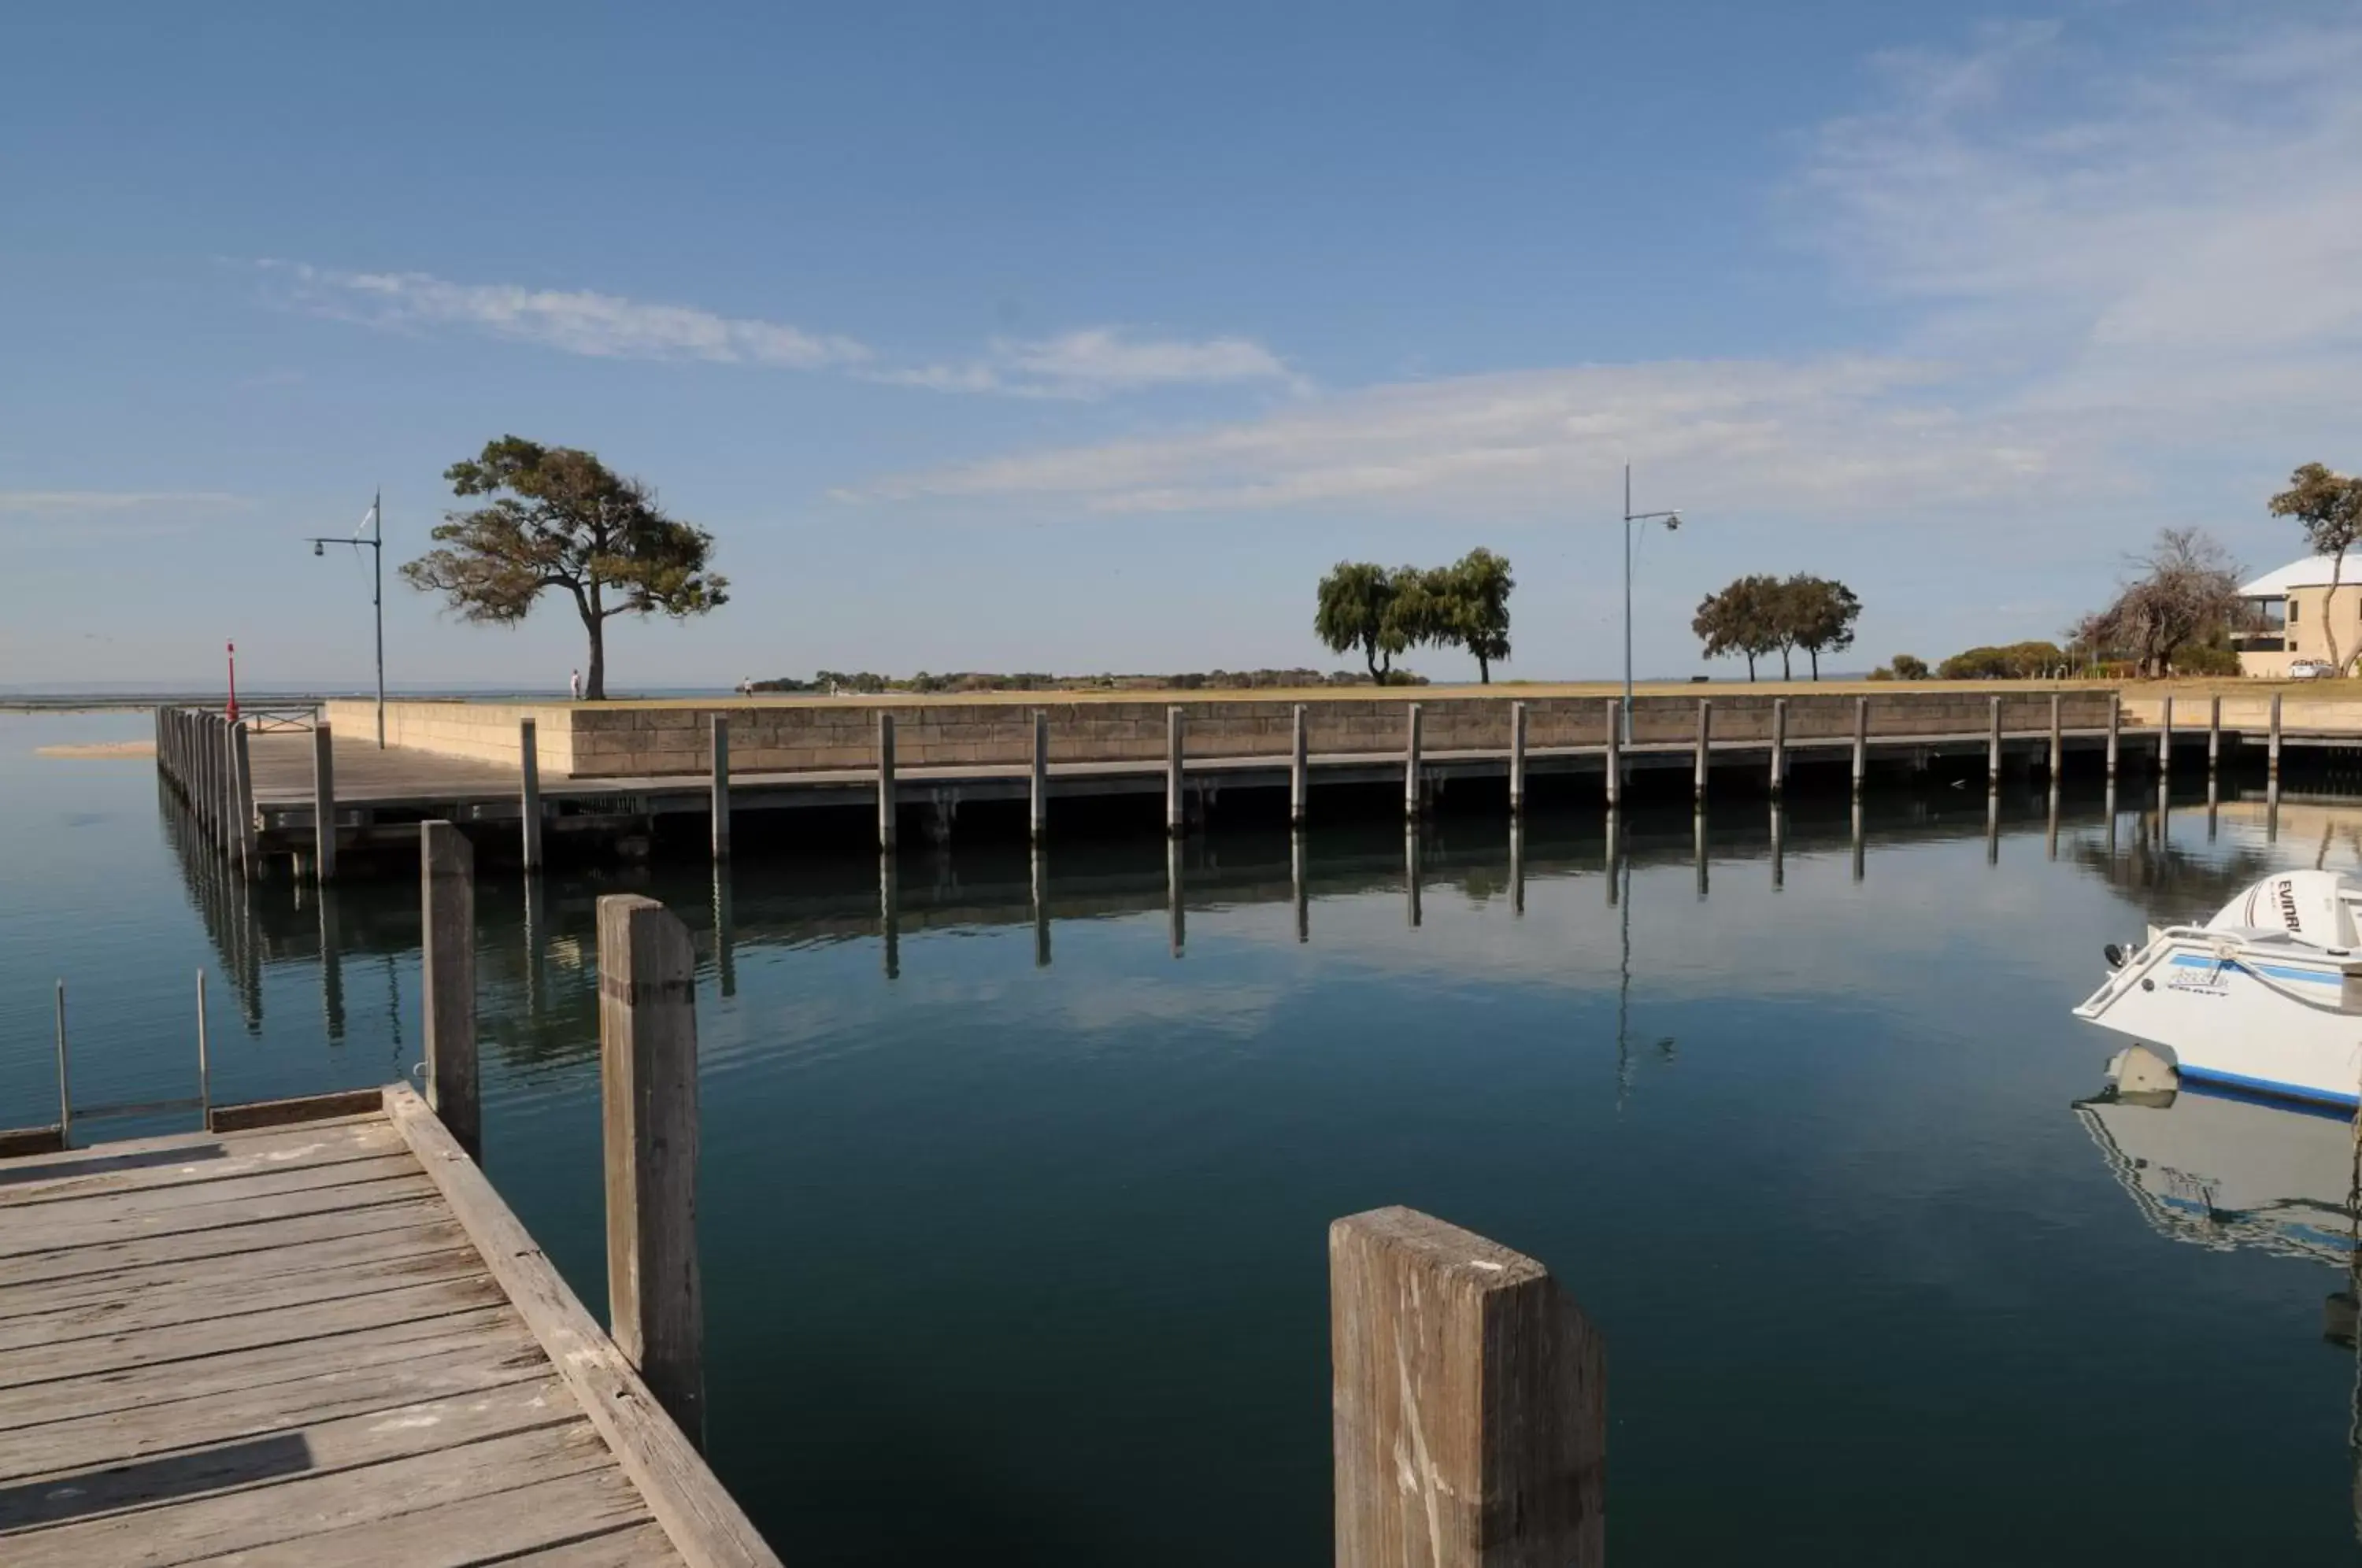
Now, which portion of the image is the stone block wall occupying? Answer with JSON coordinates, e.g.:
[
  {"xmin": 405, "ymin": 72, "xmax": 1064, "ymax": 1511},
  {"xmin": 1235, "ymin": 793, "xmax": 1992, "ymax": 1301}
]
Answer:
[{"xmin": 322, "ymin": 699, "xmax": 579, "ymax": 771}]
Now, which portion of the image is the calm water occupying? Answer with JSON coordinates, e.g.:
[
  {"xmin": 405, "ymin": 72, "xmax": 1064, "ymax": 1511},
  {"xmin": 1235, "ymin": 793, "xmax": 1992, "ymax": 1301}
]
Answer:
[{"xmin": 7, "ymin": 709, "xmax": 2362, "ymax": 1564}]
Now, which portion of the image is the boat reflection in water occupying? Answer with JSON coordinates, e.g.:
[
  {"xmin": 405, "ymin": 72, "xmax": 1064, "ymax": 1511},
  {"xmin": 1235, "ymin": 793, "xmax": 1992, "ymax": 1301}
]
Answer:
[{"xmin": 2077, "ymin": 1058, "xmax": 2357, "ymax": 1265}]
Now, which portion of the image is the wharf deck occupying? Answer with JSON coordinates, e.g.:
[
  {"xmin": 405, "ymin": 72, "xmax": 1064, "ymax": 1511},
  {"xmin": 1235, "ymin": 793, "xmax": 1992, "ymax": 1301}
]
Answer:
[{"xmin": 0, "ymin": 1091, "xmax": 776, "ymax": 1568}]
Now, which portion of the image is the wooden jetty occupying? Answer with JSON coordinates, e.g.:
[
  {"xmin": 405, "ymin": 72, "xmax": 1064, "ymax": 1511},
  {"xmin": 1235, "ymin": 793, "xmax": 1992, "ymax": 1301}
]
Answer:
[
  {"xmin": 150, "ymin": 690, "xmax": 2205, "ymax": 878},
  {"xmin": 0, "ymin": 845, "xmax": 779, "ymax": 1568}
]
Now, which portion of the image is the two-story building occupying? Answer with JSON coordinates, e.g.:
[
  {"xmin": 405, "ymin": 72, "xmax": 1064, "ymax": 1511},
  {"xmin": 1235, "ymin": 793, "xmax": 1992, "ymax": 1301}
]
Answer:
[{"xmin": 2235, "ymin": 553, "xmax": 2362, "ymax": 676}]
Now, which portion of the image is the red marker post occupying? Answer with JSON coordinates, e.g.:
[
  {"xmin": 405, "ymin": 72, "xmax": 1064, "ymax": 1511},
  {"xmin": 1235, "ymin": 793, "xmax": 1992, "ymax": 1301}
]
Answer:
[{"xmin": 225, "ymin": 641, "xmax": 239, "ymax": 723}]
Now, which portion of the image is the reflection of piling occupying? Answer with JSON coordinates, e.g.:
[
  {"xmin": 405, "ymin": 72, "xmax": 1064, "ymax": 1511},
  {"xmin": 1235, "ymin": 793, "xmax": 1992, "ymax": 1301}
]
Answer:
[
  {"xmin": 2106, "ymin": 782, "xmax": 2120, "ymax": 856},
  {"xmin": 1694, "ymin": 809, "xmax": 1709, "ymax": 900},
  {"xmin": 713, "ymin": 862, "xmax": 737, "ymax": 999},
  {"xmin": 318, "ymin": 881, "xmax": 346, "ymax": 1042},
  {"xmin": 1509, "ymin": 816, "xmax": 1525, "ymax": 918},
  {"xmin": 1605, "ymin": 811, "xmax": 1620, "ymax": 908},
  {"xmin": 1405, "ymin": 827, "xmax": 1422, "ymax": 929},
  {"xmin": 2045, "ymin": 785, "xmax": 2060, "ymax": 862},
  {"xmin": 1770, "ymin": 803, "xmax": 1785, "ymax": 889},
  {"xmin": 879, "ymin": 853, "xmax": 900, "ymax": 979},
  {"xmin": 1290, "ymin": 829, "xmax": 1309, "ymax": 944},
  {"xmin": 1030, "ymin": 845, "xmax": 1050, "ymax": 969},
  {"xmin": 1986, "ymin": 788, "xmax": 2001, "ymax": 864},
  {"xmin": 1167, "ymin": 835, "xmax": 1186, "ymax": 957},
  {"xmin": 522, "ymin": 871, "xmax": 546, "ymax": 1019},
  {"xmin": 1851, "ymin": 799, "xmax": 1866, "ymax": 883}
]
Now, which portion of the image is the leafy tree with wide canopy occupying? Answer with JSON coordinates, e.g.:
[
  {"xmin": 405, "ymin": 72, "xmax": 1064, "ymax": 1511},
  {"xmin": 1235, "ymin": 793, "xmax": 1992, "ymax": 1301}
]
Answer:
[
  {"xmin": 1315, "ymin": 561, "xmax": 1407, "ymax": 682},
  {"xmin": 1691, "ymin": 575, "xmax": 1785, "ymax": 680},
  {"xmin": 1441, "ymin": 548, "xmax": 1515, "ymax": 682},
  {"xmin": 1316, "ymin": 550, "xmax": 1517, "ymax": 682},
  {"xmin": 401, "ymin": 437, "xmax": 727, "ymax": 700},
  {"xmin": 1783, "ymin": 575, "xmax": 1862, "ymax": 679},
  {"xmin": 2270, "ymin": 462, "xmax": 2362, "ymax": 674}
]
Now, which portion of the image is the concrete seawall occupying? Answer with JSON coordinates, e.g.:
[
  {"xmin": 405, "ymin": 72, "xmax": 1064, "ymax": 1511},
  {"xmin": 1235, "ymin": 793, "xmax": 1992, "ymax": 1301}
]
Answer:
[{"xmin": 328, "ymin": 690, "xmax": 2121, "ymax": 781}]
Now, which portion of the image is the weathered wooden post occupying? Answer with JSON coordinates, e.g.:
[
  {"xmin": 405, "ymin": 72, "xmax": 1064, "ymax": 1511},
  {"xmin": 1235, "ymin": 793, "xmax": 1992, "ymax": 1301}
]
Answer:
[
  {"xmin": 1290, "ymin": 704, "xmax": 1309, "ymax": 827},
  {"xmin": 420, "ymin": 821, "xmax": 480, "ymax": 1163},
  {"xmin": 1511, "ymin": 700, "xmax": 1531, "ymax": 813},
  {"xmin": 1166, "ymin": 706, "xmax": 1187, "ymax": 837},
  {"xmin": 229, "ymin": 718, "xmax": 257, "ymax": 875},
  {"xmin": 1769, "ymin": 697, "xmax": 1786, "ymax": 796},
  {"xmin": 2106, "ymin": 693, "xmax": 2122, "ymax": 782},
  {"xmin": 312, "ymin": 719, "xmax": 337, "ymax": 882},
  {"xmin": 1694, "ymin": 697, "xmax": 1712, "ymax": 803},
  {"xmin": 2048, "ymin": 693, "xmax": 2062, "ymax": 782},
  {"xmin": 2270, "ymin": 691, "xmax": 2284, "ymax": 784},
  {"xmin": 876, "ymin": 712, "xmax": 898, "ymax": 852},
  {"xmin": 1852, "ymin": 696, "xmax": 1869, "ymax": 795},
  {"xmin": 709, "ymin": 716, "xmax": 731, "ymax": 861},
  {"xmin": 1404, "ymin": 702, "xmax": 1423, "ymax": 819},
  {"xmin": 596, "ymin": 893, "xmax": 705, "ymax": 1449},
  {"xmin": 1599, "ymin": 699, "xmax": 1618, "ymax": 810},
  {"xmin": 2208, "ymin": 694, "xmax": 2222, "ymax": 775},
  {"xmin": 1986, "ymin": 696, "xmax": 2001, "ymax": 790},
  {"xmin": 519, "ymin": 717, "xmax": 543, "ymax": 872},
  {"xmin": 2160, "ymin": 694, "xmax": 2174, "ymax": 782},
  {"xmin": 1331, "ymin": 1207, "xmax": 1605, "ymax": 1568},
  {"xmin": 1029, "ymin": 709, "xmax": 1049, "ymax": 843}
]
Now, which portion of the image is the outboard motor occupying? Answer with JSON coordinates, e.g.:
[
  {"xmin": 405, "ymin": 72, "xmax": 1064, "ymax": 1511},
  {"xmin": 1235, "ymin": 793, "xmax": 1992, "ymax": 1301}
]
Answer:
[{"xmin": 2206, "ymin": 870, "xmax": 2362, "ymax": 949}]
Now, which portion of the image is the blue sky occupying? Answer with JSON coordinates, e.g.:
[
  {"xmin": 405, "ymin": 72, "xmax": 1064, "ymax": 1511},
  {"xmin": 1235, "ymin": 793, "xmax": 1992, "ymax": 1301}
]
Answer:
[{"xmin": 5, "ymin": 2, "xmax": 2359, "ymax": 691}]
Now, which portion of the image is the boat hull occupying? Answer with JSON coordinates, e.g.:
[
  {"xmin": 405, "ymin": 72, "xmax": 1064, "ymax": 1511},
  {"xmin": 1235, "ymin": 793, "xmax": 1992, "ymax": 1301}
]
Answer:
[{"xmin": 2075, "ymin": 934, "xmax": 2362, "ymax": 1108}]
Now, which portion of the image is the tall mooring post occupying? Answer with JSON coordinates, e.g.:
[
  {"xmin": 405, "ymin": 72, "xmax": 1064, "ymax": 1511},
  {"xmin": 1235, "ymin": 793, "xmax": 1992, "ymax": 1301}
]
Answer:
[
  {"xmin": 229, "ymin": 718, "xmax": 257, "ymax": 876},
  {"xmin": 311, "ymin": 720, "xmax": 337, "ymax": 883},
  {"xmin": 1330, "ymin": 1207, "xmax": 1605, "ymax": 1568},
  {"xmin": 596, "ymin": 893, "xmax": 705, "ymax": 1449},
  {"xmin": 1029, "ymin": 710, "xmax": 1049, "ymax": 843},
  {"xmin": 1987, "ymin": 696, "xmax": 2002, "ymax": 790},
  {"xmin": 1769, "ymin": 698, "xmax": 1787, "ymax": 797},
  {"xmin": 420, "ymin": 822, "xmax": 479, "ymax": 1161},
  {"xmin": 1600, "ymin": 699, "xmax": 1618, "ymax": 810},
  {"xmin": 2208, "ymin": 695, "xmax": 2222, "ymax": 775},
  {"xmin": 518, "ymin": 718, "xmax": 543, "ymax": 871},
  {"xmin": 876, "ymin": 712, "xmax": 898, "ymax": 853},
  {"xmin": 1694, "ymin": 698, "xmax": 1712, "ymax": 803},
  {"xmin": 2048, "ymin": 694, "xmax": 2062, "ymax": 783},
  {"xmin": 2106, "ymin": 693, "xmax": 2122, "ymax": 782},
  {"xmin": 709, "ymin": 716, "xmax": 731, "ymax": 862},
  {"xmin": 1852, "ymin": 696, "xmax": 1869, "ymax": 796},
  {"xmin": 1165, "ymin": 706, "xmax": 1187, "ymax": 837},
  {"xmin": 1290, "ymin": 704, "xmax": 1309, "ymax": 827},
  {"xmin": 2159, "ymin": 695, "xmax": 2173, "ymax": 782},
  {"xmin": 1511, "ymin": 701, "xmax": 1531, "ymax": 814},
  {"xmin": 1404, "ymin": 703, "xmax": 1423, "ymax": 819},
  {"xmin": 2270, "ymin": 691, "xmax": 2284, "ymax": 784}
]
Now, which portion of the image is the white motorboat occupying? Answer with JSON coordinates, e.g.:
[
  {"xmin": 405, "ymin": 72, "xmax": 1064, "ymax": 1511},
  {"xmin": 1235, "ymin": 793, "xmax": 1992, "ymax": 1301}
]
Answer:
[{"xmin": 2074, "ymin": 870, "xmax": 2362, "ymax": 1109}]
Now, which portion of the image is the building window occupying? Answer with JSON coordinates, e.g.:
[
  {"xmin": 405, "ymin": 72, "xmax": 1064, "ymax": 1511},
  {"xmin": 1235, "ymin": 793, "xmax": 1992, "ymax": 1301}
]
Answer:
[{"xmin": 2291, "ymin": 598, "xmax": 2301, "ymax": 623}]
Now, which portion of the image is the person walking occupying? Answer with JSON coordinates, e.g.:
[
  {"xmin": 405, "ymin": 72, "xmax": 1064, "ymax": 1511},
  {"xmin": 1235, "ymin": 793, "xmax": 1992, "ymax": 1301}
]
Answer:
[{"xmin": 568, "ymin": 668, "xmax": 581, "ymax": 701}]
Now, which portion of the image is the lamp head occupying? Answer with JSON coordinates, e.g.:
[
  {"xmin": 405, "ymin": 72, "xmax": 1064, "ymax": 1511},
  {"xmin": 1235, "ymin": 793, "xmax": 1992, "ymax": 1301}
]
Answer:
[
  {"xmin": 313, "ymin": 540, "xmax": 324, "ymax": 557},
  {"xmin": 1665, "ymin": 512, "xmax": 1683, "ymax": 531}
]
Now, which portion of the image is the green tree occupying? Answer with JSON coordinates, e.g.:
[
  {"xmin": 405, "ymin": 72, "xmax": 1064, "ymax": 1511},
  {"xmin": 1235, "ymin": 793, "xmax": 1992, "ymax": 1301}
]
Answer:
[
  {"xmin": 402, "ymin": 437, "xmax": 727, "ymax": 700},
  {"xmin": 1315, "ymin": 561, "xmax": 1406, "ymax": 682},
  {"xmin": 2269, "ymin": 463, "xmax": 2362, "ymax": 674},
  {"xmin": 1692, "ymin": 575, "xmax": 1783, "ymax": 680},
  {"xmin": 1890, "ymin": 653, "xmax": 1929, "ymax": 681},
  {"xmin": 1440, "ymin": 548, "xmax": 1515, "ymax": 682},
  {"xmin": 1783, "ymin": 575, "xmax": 1862, "ymax": 679}
]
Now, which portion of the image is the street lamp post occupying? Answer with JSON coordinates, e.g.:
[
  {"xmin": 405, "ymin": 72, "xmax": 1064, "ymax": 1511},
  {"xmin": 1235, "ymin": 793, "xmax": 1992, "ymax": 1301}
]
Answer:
[
  {"xmin": 307, "ymin": 492, "xmax": 386, "ymax": 749},
  {"xmin": 1621, "ymin": 463, "xmax": 1682, "ymax": 742}
]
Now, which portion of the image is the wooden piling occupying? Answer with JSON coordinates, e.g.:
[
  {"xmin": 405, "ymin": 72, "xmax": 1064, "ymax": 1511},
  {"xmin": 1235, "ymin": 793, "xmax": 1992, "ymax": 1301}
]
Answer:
[
  {"xmin": 311, "ymin": 719, "xmax": 337, "ymax": 882},
  {"xmin": 229, "ymin": 718, "xmax": 257, "ymax": 875},
  {"xmin": 1511, "ymin": 701, "xmax": 1530, "ymax": 813},
  {"xmin": 1987, "ymin": 695, "xmax": 2001, "ymax": 790},
  {"xmin": 1330, "ymin": 1206, "xmax": 1605, "ymax": 1568},
  {"xmin": 1405, "ymin": 702, "xmax": 1423, "ymax": 819},
  {"xmin": 2160, "ymin": 694, "xmax": 2173, "ymax": 781},
  {"xmin": 1290, "ymin": 704, "xmax": 1309, "ymax": 826},
  {"xmin": 1166, "ymin": 706, "xmax": 1186, "ymax": 837},
  {"xmin": 596, "ymin": 893, "xmax": 705, "ymax": 1449},
  {"xmin": 1599, "ymin": 699, "xmax": 1616, "ymax": 810},
  {"xmin": 1769, "ymin": 698, "xmax": 1786, "ymax": 796},
  {"xmin": 420, "ymin": 821, "xmax": 479, "ymax": 1163},
  {"xmin": 1030, "ymin": 709, "xmax": 1049, "ymax": 842},
  {"xmin": 877, "ymin": 712, "xmax": 898, "ymax": 852},
  {"xmin": 2270, "ymin": 691, "xmax": 2283, "ymax": 782},
  {"xmin": 1852, "ymin": 697, "xmax": 1869, "ymax": 794},
  {"xmin": 514, "ymin": 717, "xmax": 542, "ymax": 871},
  {"xmin": 2208, "ymin": 694, "xmax": 2222, "ymax": 774},
  {"xmin": 709, "ymin": 716, "xmax": 731, "ymax": 861},
  {"xmin": 2107, "ymin": 693, "xmax": 2121, "ymax": 781},
  {"xmin": 1694, "ymin": 698, "xmax": 1712, "ymax": 801}
]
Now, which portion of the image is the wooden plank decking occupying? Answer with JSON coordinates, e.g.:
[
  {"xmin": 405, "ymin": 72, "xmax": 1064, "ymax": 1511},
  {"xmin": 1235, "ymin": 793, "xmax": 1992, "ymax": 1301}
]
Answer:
[{"xmin": 0, "ymin": 1090, "xmax": 776, "ymax": 1568}]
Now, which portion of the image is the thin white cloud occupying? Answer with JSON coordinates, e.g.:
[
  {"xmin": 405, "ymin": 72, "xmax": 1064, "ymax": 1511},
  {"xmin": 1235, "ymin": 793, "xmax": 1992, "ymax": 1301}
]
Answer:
[
  {"xmin": 872, "ymin": 327, "xmax": 1306, "ymax": 400},
  {"xmin": 268, "ymin": 262, "xmax": 872, "ymax": 370},
  {"xmin": 0, "ymin": 491, "xmax": 242, "ymax": 513},
  {"xmin": 847, "ymin": 13, "xmax": 2362, "ymax": 521}
]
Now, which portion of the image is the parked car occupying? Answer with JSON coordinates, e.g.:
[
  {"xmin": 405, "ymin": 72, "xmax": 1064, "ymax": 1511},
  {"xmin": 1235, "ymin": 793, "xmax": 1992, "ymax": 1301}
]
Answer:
[{"xmin": 2289, "ymin": 658, "xmax": 2334, "ymax": 679}]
